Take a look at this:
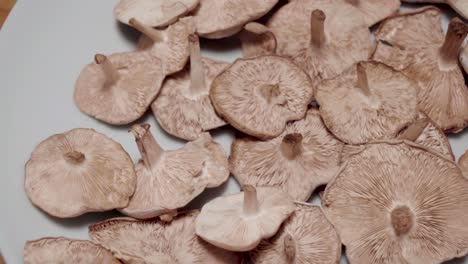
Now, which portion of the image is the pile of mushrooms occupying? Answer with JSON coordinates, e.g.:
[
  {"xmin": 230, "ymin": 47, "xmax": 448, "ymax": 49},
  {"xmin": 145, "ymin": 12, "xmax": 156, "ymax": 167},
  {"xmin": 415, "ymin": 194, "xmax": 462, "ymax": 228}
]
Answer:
[{"xmin": 22, "ymin": 1, "xmax": 468, "ymax": 263}]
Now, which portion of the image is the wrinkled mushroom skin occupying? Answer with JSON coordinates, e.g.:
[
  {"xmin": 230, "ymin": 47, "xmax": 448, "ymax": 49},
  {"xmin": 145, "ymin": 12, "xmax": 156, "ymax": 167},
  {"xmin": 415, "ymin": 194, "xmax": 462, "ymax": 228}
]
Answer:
[
  {"xmin": 458, "ymin": 150, "xmax": 468, "ymax": 179},
  {"xmin": 240, "ymin": 22, "xmax": 277, "ymax": 58},
  {"xmin": 344, "ymin": 0, "xmax": 400, "ymax": 27}
]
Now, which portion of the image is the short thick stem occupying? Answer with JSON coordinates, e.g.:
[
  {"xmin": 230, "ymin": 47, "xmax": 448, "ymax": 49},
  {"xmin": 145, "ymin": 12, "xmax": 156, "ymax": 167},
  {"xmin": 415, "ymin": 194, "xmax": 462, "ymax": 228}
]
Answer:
[
  {"xmin": 356, "ymin": 63, "xmax": 371, "ymax": 96},
  {"xmin": 129, "ymin": 18, "xmax": 163, "ymax": 42},
  {"xmin": 391, "ymin": 205, "xmax": 414, "ymax": 236},
  {"xmin": 281, "ymin": 133, "xmax": 303, "ymax": 160},
  {"xmin": 258, "ymin": 83, "xmax": 280, "ymax": 103},
  {"xmin": 310, "ymin": 9, "xmax": 326, "ymax": 48},
  {"xmin": 398, "ymin": 118, "xmax": 429, "ymax": 142},
  {"xmin": 63, "ymin": 151, "xmax": 85, "ymax": 164},
  {"xmin": 439, "ymin": 18, "xmax": 467, "ymax": 63},
  {"xmin": 243, "ymin": 185, "xmax": 259, "ymax": 216},
  {"xmin": 188, "ymin": 34, "xmax": 207, "ymax": 97},
  {"xmin": 284, "ymin": 234, "xmax": 296, "ymax": 261},
  {"xmin": 95, "ymin": 54, "xmax": 120, "ymax": 86},
  {"xmin": 131, "ymin": 124, "xmax": 163, "ymax": 168}
]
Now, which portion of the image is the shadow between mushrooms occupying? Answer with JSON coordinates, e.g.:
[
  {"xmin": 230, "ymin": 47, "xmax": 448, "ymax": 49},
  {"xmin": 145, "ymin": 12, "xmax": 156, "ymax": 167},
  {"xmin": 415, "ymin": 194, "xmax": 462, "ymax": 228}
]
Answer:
[
  {"xmin": 343, "ymin": 0, "xmax": 400, "ymax": 27},
  {"xmin": 239, "ymin": 22, "xmax": 277, "ymax": 58}
]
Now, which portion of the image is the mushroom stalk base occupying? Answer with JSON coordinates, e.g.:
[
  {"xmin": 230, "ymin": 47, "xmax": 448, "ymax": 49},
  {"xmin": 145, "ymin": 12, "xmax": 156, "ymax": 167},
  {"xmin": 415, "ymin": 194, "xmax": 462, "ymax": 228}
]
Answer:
[
  {"xmin": 356, "ymin": 63, "xmax": 371, "ymax": 96},
  {"xmin": 188, "ymin": 34, "xmax": 207, "ymax": 97},
  {"xmin": 281, "ymin": 133, "xmax": 303, "ymax": 160},
  {"xmin": 310, "ymin": 9, "xmax": 326, "ymax": 48},
  {"xmin": 243, "ymin": 185, "xmax": 259, "ymax": 216},
  {"xmin": 131, "ymin": 124, "xmax": 164, "ymax": 168},
  {"xmin": 258, "ymin": 84, "xmax": 281, "ymax": 103},
  {"xmin": 398, "ymin": 118, "xmax": 429, "ymax": 142},
  {"xmin": 391, "ymin": 206, "xmax": 414, "ymax": 236},
  {"xmin": 284, "ymin": 234, "xmax": 296, "ymax": 261},
  {"xmin": 345, "ymin": 0, "xmax": 360, "ymax": 6},
  {"xmin": 129, "ymin": 18, "xmax": 163, "ymax": 42},
  {"xmin": 64, "ymin": 151, "xmax": 85, "ymax": 164},
  {"xmin": 95, "ymin": 54, "xmax": 120, "ymax": 86},
  {"xmin": 439, "ymin": 18, "xmax": 467, "ymax": 64}
]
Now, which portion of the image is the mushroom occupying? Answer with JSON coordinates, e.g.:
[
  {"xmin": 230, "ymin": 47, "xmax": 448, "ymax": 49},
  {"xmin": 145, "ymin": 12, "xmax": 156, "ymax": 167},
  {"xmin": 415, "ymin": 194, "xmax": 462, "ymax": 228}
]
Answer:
[
  {"xmin": 210, "ymin": 55, "xmax": 314, "ymax": 140},
  {"xmin": 24, "ymin": 237, "xmax": 120, "ymax": 264},
  {"xmin": 266, "ymin": 0, "xmax": 371, "ymax": 83},
  {"xmin": 373, "ymin": 7, "xmax": 468, "ymax": 133},
  {"xmin": 230, "ymin": 108, "xmax": 343, "ymax": 201},
  {"xmin": 151, "ymin": 34, "xmax": 229, "ymax": 141},
  {"xmin": 192, "ymin": 0, "xmax": 279, "ymax": 39},
  {"xmin": 120, "ymin": 124, "xmax": 229, "ymax": 219},
  {"xmin": 74, "ymin": 52, "xmax": 165, "ymax": 125},
  {"xmin": 114, "ymin": 0, "xmax": 199, "ymax": 27},
  {"xmin": 458, "ymin": 150, "xmax": 468, "ymax": 179},
  {"xmin": 401, "ymin": 0, "xmax": 468, "ymax": 19},
  {"xmin": 89, "ymin": 211, "xmax": 240, "ymax": 264},
  {"xmin": 322, "ymin": 140, "xmax": 468, "ymax": 264},
  {"xmin": 344, "ymin": 0, "xmax": 400, "ymax": 27},
  {"xmin": 316, "ymin": 61, "xmax": 419, "ymax": 145},
  {"xmin": 25, "ymin": 128, "xmax": 136, "ymax": 218},
  {"xmin": 195, "ymin": 185, "xmax": 295, "ymax": 251},
  {"xmin": 460, "ymin": 42, "xmax": 468, "ymax": 74},
  {"xmin": 249, "ymin": 203, "xmax": 341, "ymax": 264},
  {"xmin": 239, "ymin": 22, "xmax": 277, "ymax": 58}
]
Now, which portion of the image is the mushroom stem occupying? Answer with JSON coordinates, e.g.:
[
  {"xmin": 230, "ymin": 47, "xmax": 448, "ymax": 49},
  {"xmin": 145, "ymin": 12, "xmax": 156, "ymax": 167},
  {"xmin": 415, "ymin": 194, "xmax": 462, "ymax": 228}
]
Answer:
[
  {"xmin": 281, "ymin": 133, "xmax": 303, "ymax": 160},
  {"xmin": 131, "ymin": 124, "xmax": 163, "ymax": 168},
  {"xmin": 258, "ymin": 83, "xmax": 281, "ymax": 103},
  {"xmin": 129, "ymin": 18, "xmax": 163, "ymax": 42},
  {"xmin": 391, "ymin": 205, "xmax": 414, "ymax": 236},
  {"xmin": 95, "ymin": 54, "xmax": 120, "ymax": 85},
  {"xmin": 439, "ymin": 18, "xmax": 467, "ymax": 63},
  {"xmin": 356, "ymin": 63, "xmax": 371, "ymax": 96},
  {"xmin": 398, "ymin": 118, "xmax": 429, "ymax": 142},
  {"xmin": 188, "ymin": 34, "xmax": 207, "ymax": 97},
  {"xmin": 284, "ymin": 234, "xmax": 296, "ymax": 261},
  {"xmin": 244, "ymin": 22, "xmax": 277, "ymax": 54},
  {"xmin": 345, "ymin": 0, "xmax": 360, "ymax": 6},
  {"xmin": 243, "ymin": 185, "xmax": 259, "ymax": 216},
  {"xmin": 63, "ymin": 151, "xmax": 85, "ymax": 164},
  {"xmin": 310, "ymin": 9, "xmax": 326, "ymax": 48}
]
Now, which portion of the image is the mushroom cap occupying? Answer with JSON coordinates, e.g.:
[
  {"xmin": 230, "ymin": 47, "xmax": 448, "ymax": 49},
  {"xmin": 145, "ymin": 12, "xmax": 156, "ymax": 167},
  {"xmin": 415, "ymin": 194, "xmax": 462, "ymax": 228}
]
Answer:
[
  {"xmin": 25, "ymin": 128, "xmax": 136, "ymax": 218},
  {"xmin": 458, "ymin": 150, "xmax": 468, "ymax": 179},
  {"xmin": 24, "ymin": 237, "xmax": 120, "ymax": 264},
  {"xmin": 152, "ymin": 58, "xmax": 229, "ymax": 141},
  {"xmin": 230, "ymin": 108, "xmax": 343, "ymax": 201},
  {"xmin": 114, "ymin": 0, "xmax": 199, "ymax": 27},
  {"xmin": 74, "ymin": 51, "xmax": 164, "ymax": 125},
  {"xmin": 346, "ymin": 0, "xmax": 400, "ymax": 27},
  {"xmin": 323, "ymin": 140, "xmax": 468, "ymax": 264},
  {"xmin": 249, "ymin": 204, "xmax": 341, "ymax": 264},
  {"xmin": 192, "ymin": 0, "xmax": 279, "ymax": 39},
  {"xmin": 239, "ymin": 22, "xmax": 277, "ymax": 58},
  {"xmin": 89, "ymin": 211, "xmax": 240, "ymax": 264},
  {"xmin": 195, "ymin": 186, "xmax": 295, "ymax": 251},
  {"xmin": 210, "ymin": 55, "xmax": 315, "ymax": 140},
  {"xmin": 316, "ymin": 61, "xmax": 419, "ymax": 145}
]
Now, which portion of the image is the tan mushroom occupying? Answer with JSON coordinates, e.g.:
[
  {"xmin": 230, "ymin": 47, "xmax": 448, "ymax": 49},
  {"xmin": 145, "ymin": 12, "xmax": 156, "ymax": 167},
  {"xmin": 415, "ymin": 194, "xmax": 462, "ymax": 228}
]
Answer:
[
  {"xmin": 89, "ymin": 211, "xmax": 240, "ymax": 264},
  {"xmin": 458, "ymin": 150, "xmax": 468, "ymax": 178},
  {"xmin": 195, "ymin": 185, "xmax": 295, "ymax": 251},
  {"xmin": 460, "ymin": 42, "xmax": 468, "ymax": 73},
  {"xmin": 120, "ymin": 124, "xmax": 229, "ymax": 219},
  {"xmin": 322, "ymin": 140, "xmax": 468, "ymax": 264},
  {"xmin": 210, "ymin": 55, "xmax": 314, "ymax": 140},
  {"xmin": 344, "ymin": 0, "xmax": 400, "ymax": 27},
  {"xmin": 74, "ymin": 52, "xmax": 164, "ymax": 125},
  {"xmin": 401, "ymin": 0, "xmax": 468, "ymax": 19},
  {"xmin": 373, "ymin": 7, "xmax": 468, "ymax": 133},
  {"xmin": 25, "ymin": 128, "xmax": 136, "ymax": 218},
  {"xmin": 151, "ymin": 34, "xmax": 228, "ymax": 141},
  {"xmin": 316, "ymin": 61, "xmax": 418, "ymax": 145},
  {"xmin": 230, "ymin": 108, "xmax": 343, "ymax": 201},
  {"xmin": 239, "ymin": 22, "xmax": 277, "ymax": 58},
  {"xmin": 24, "ymin": 237, "xmax": 120, "ymax": 264}
]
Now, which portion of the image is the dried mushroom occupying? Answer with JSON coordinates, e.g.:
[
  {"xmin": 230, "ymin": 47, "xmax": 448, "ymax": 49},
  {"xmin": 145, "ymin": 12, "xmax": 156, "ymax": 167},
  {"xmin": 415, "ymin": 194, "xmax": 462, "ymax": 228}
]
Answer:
[
  {"xmin": 316, "ymin": 61, "xmax": 418, "ymax": 145},
  {"xmin": 344, "ymin": 0, "xmax": 400, "ymax": 27},
  {"xmin": 461, "ymin": 42, "xmax": 468, "ymax": 73},
  {"xmin": 373, "ymin": 7, "xmax": 468, "ymax": 132},
  {"xmin": 74, "ymin": 52, "xmax": 164, "ymax": 125},
  {"xmin": 195, "ymin": 185, "xmax": 295, "ymax": 251},
  {"xmin": 239, "ymin": 22, "xmax": 277, "ymax": 58},
  {"xmin": 152, "ymin": 35, "xmax": 228, "ymax": 140},
  {"xmin": 121, "ymin": 124, "xmax": 229, "ymax": 219},
  {"xmin": 323, "ymin": 140, "xmax": 468, "ymax": 264},
  {"xmin": 210, "ymin": 55, "xmax": 314, "ymax": 140},
  {"xmin": 89, "ymin": 211, "xmax": 240, "ymax": 264},
  {"xmin": 459, "ymin": 150, "xmax": 468, "ymax": 178},
  {"xmin": 401, "ymin": 0, "xmax": 468, "ymax": 19},
  {"xmin": 25, "ymin": 128, "xmax": 136, "ymax": 218},
  {"xmin": 230, "ymin": 108, "xmax": 343, "ymax": 201}
]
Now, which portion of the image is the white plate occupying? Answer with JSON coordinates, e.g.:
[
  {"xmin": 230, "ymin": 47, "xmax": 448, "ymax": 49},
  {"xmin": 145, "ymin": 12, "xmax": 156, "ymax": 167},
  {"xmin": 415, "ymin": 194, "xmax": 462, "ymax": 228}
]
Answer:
[{"xmin": 0, "ymin": 1, "xmax": 467, "ymax": 263}]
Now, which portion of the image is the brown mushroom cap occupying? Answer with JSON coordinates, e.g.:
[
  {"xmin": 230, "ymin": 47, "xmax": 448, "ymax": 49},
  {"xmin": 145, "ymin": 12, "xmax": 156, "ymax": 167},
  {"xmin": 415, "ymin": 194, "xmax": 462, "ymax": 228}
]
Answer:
[
  {"xmin": 345, "ymin": 0, "xmax": 400, "ymax": 27},
  {"xmin": 458, "ymin": 150, "xmax": 468, "ymax": 179},
  {"xmin": 195, "ymin": 185, "xmax": 295, "ymax": 251},
  {"xmin": 316, "ymin": 61, "xmax": 418, "ymax": 145},
  {"xmin": 24, "ymin": 237, "xmax": 120, "ymax": 264},
  {"xmin": 230, "ymin": 108, "xmax": 343, "ymax": 201},
  {"xmin": 89, "ymin": 211, "xmax": 240, "ymax": 264},
  {"xmin": 323, "ymin": 140, "xmax": 468, "ymax": 264},
  {"xmin": 249, "ymin": 204, "xmax": 341, "ymax": 264},
  {"xmin": 239, "ymin": 22, "xmax": 277, "ymax": 58},
  {"xmin": 25, "ymin": 128, "xmax": 136, "ymax": 218},
  {"xmin": 210, "ymin": 55, "xmax": 314, "ymax": 140},
  {"xmin": 373, "ymin": 7, "xmax": 468, "ymax": 133}
]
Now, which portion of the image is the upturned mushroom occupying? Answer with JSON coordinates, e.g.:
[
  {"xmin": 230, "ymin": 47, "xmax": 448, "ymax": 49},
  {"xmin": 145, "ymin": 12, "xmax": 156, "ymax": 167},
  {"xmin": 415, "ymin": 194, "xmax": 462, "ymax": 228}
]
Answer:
[
  {"xmin": 458, "ymin": 150, "xmax": 468, "ymax": 178},
  {"xmin": 239, "ymin": 22, "xmax": 277, "ymax": 58},
  {"xmin": 120, "ymin": 124, "xmax": 229, "ymax": 219},
  {"xmin": 316, "ymin": 61, "xmax": 418, "ymax": 145},
  {"xmin": 151, "ymin": 34, "xmax": 228, "ymax": 141},
  {"xmin": 74, "ymin": 52, "xmax": 165, "ymax": 125},
  {"xmin": 24, "ymin": 237, "xmax": 120, "ymax": 264},
  {"xmin": 344, "ymin": 0, "xmax": 400, "ymax": 27},
  {"xmin": 322, "ymin": 140, "xmax": 468, "ymax": 264},
  {"xmin": 373, "ymin": 7, "xmax": 468, "ymax": 133},
  {"xmin": 210, "ymin": 55, "xmax": 314, "ymax": 140},
  {"xmin": 25, "ymin": 128, "xmax": 136, "ymax": 218},
  {"xmin": 401, "ymin": 0, "xmax": 468, "ymax": 19},
  {"xmin": 195, "ymin": 185, "xmax": 295, "ymax": 251},
  {"xmin": 230, "ymin": 108, "xmax": 343, "ymax": 201}
]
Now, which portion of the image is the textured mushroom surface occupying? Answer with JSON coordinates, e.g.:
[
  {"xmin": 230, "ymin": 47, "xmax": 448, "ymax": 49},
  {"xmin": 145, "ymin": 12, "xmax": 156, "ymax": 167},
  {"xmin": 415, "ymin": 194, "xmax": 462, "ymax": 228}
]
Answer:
[
  {"xmin": 230, "ymin": 108, "xmax": 343, "ymax": 201},
  {"xmin": 74, "ymin": 52, "xmax": 164, "ymax": 125},
  {"xmin": 402, "ymin": 0, "xmax": 467, "ymax": 19},
  {"xmin": 461, "ymin": 42, "xmax": 468, "ymax": 73},
  {"xmin": 210, "ymin": 55, "xmax": 314, "ymax": 140},
  {"xmin": 89, "ymin": 211, "xmax": 240, "ymax": 264},
  {"xmin": 459, "ymin": 150, "xmax": 468, "ymax": 179},
  {"xmin": 240, "ymin": 22, "xmax": 277, "ymax": 58},
  {"xmin": 323, "ymin": 140, "xmax": 468, "ymax": 264},
  {"xmin": 250, "ymin": 204, "xmax": 341, "ymax": 264},
  {"xmin": 24, "ymin": 237, "xmax": 120, "ymax": 264},
  {"xmin": 344, "ymin": 0, "xmax": 400, "ymax": 27},
  {"xmin": 25, "ymin": 128, "xmax": 136, "ymax": 218},
  {"xmin": 196, "ymin": 185, "xmax": 295, "ymax": 251},
  {"xmin": 373, "ymin": 7, "xmax": 468, "ymax": 133},
  {"xmin": 316, "ymin": 61, "xmax": 418, "ymax": 145}
]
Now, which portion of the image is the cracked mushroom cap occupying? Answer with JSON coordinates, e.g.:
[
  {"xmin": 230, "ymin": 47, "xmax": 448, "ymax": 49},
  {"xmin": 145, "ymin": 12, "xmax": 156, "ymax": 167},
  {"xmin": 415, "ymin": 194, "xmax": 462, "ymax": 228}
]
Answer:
[
  {"xmin": 74, "ymin": 52, "xmax": 164, "ymax": 125},
  {"xmin": 230, "ymin": 108, "xmax": 343, "ymax": 201},
  {"xmin": 239, "ymin": 22, "xmax": 277, "ymax": 58},
  {"xmin": 249, "ymin": 204, "xmax": 341, "ymax": 264},
  {"xmin": 322, "ymin": 140, "xmax": 468, "ymax": 264},
  {"xmin": 459, "ymin": 150, "xmax": 468, "ymax": 178},
  {"xmin": 152, "ymin": 35, "xmax": 228, "ymax": 141},
  {"xmin": 344, "ymin": 0, "xmax": 400, "ymax": 27},
  {"xmin": 25, "ymin": 128, "xmax": 136, "ymax": 218},
  {"xmin": 266, "ymin": 0, "xmax": 371, "ymax": 83},
  {"xmin": 210, "ymin": 55, "xmax": 314, "ymax": 140},
  {"xmin": 24, "ymin": 237, "xmax": 120, "ymax": 264},
  {"xmin": 89, "ymin": 211, "xmax": 240, "ymax": 264},
  {"xmin": 120, "ymin": 124, "xmax": 229, "ymax": 219},
  {"xmin": 195, "ymin": 185, "xmax": 295, "ymax": 252},
  {"xmin": 316, "ymin": 61, "xmax": 418, "ymax": 145},
  {"xmin": 373, "ymin": 7, "xmax": 468, "ymax": 133}
]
